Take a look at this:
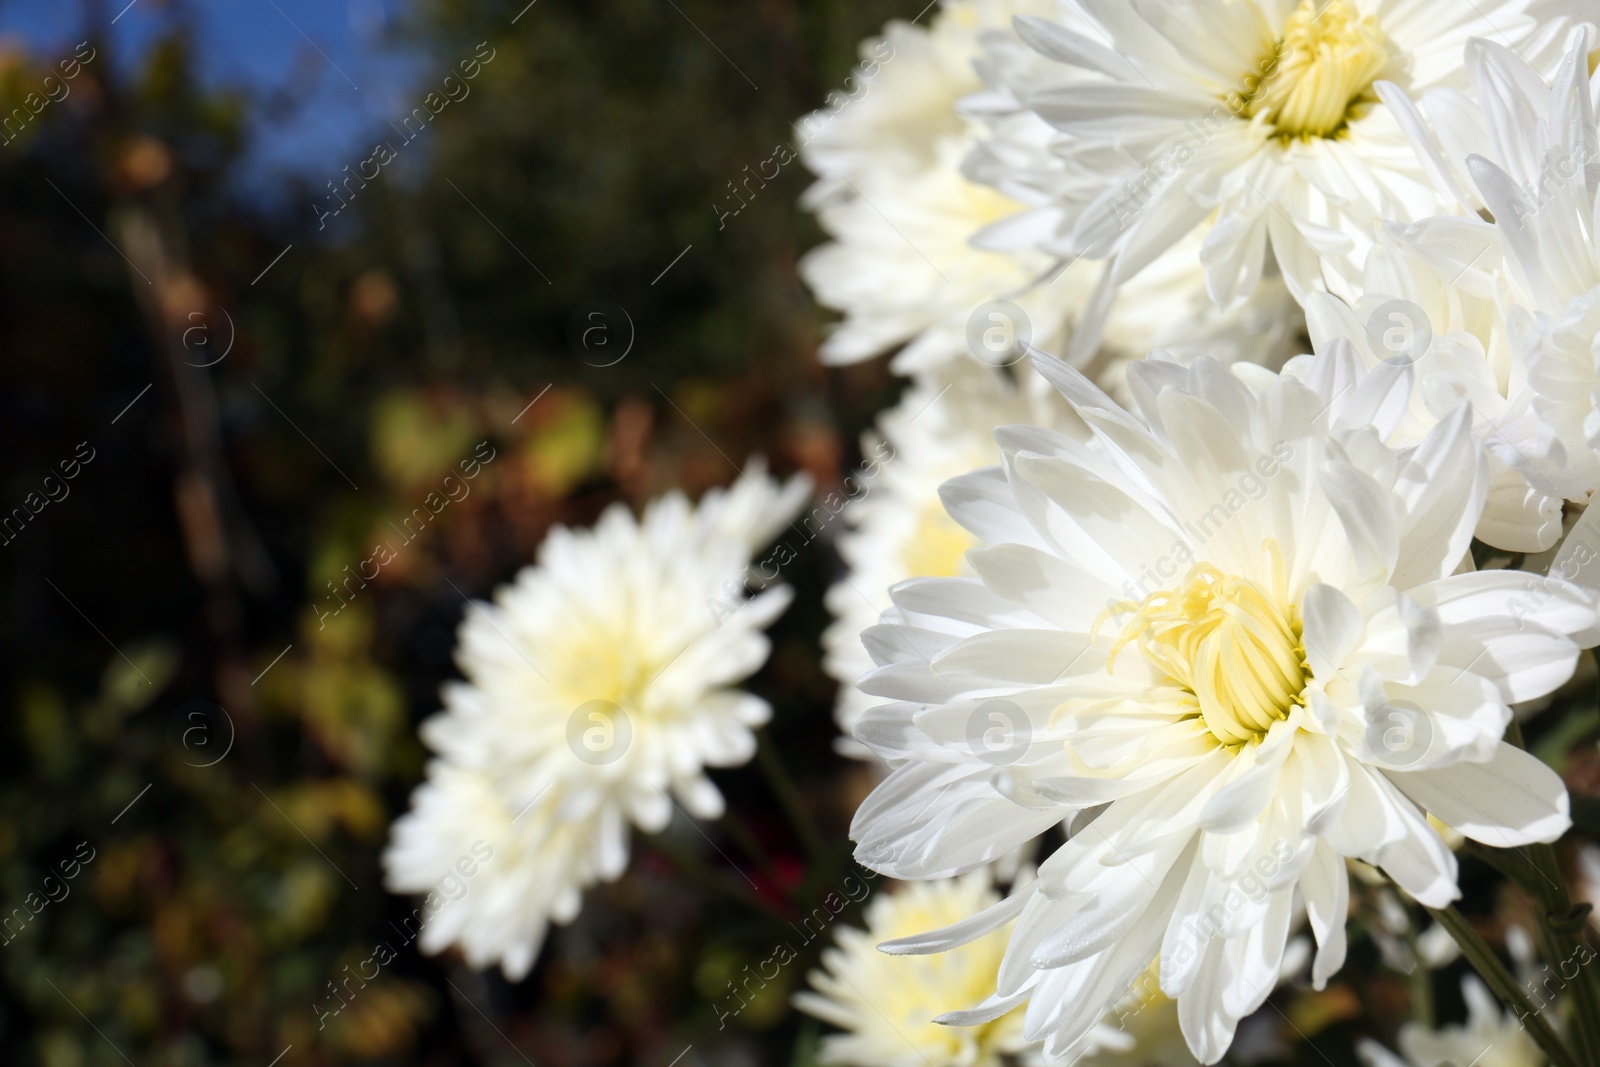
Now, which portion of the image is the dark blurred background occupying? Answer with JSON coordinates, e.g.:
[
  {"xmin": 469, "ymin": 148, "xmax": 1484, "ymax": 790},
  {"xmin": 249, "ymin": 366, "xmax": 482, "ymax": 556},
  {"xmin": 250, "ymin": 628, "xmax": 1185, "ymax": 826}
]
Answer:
[{"xmin": 0, "ymin": 0, "xmax": 911, "ymax": 1062}]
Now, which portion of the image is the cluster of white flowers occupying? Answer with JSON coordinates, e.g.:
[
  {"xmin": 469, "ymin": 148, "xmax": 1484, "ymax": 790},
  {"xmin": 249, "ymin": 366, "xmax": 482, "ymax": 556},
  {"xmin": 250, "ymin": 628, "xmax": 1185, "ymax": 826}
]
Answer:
[
  {"xmin": 382, "ymin": 466, "xmax": 808, "ymax": 979},
  {"xmin": 812, "ymin": 0, "xmax": 1314, "ymax": 760},
  {"xmin": 379, "ymin": 3, "xmax": 1600, "ymax": 1064},
  {"xmin": 799, "ymin": 2, "xmax": 1600, "ymax": 1065}
]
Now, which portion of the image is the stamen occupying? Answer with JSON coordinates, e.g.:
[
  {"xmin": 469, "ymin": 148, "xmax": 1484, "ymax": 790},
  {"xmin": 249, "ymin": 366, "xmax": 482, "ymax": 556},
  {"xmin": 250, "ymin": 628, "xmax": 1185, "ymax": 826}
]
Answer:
[
  {"xmin": 1107, "ymin": 555, "xmax": 1308, "ymax": 746},
  {"xmin": 1242, "ymin": 0, "xmax": 1391, "ymax": 139}
]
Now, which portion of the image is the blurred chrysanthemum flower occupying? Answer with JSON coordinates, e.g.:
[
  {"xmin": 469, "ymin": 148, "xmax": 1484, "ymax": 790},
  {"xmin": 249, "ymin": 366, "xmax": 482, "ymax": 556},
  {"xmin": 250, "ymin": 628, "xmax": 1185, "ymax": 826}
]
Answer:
[
  {"xmin": 1358, "ymin": 977, "xmax": 1545, "ymax": 1067},
  {"xmin": 823, "ymin": 361, "xmax": 1080, "ymax": 751},
  {"xmin": 797, "ymin": 0, "xmax": 1073, "ymax": 373},
  {"xmin": 383, "ymin": 463, "xmax": 809, "ymax": 978},
  {"xmin": 797, "ymin": 872, "xmax": 1201, "ymax": 1067},
  {"xmin": 796, "ymin": 871, "xmax": 1030, "ymax": 1067}
]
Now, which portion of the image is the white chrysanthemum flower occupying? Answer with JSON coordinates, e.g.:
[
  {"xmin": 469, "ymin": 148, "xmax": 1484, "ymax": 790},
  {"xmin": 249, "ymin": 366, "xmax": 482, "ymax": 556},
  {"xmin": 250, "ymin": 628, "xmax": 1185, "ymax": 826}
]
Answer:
[
  {"xmin": 800, "ymin": 0, "xmax": 1305, "ymax": 378},
  {"xmin": 1291, "ymin": 226, "xmax": 1566, "ymax": 552},
  {"xmin": 383, "ymin": 465, "xmax": 810, "ymax": 979},
  {"xmin": 797, "ymin": 872, "xmax": 1200, "ymax": 1067},
  {"xmin": 382, "ymin": 762, "xmax": 594, "ymax": 979},
  {"xmin": 1384, "ymin": 32, "xmax": 1600, "ymax": 505},
  {"xmin": 1040, "ymin": 962, "xmax": 1202, "ymax": 1067},
  {"xmin": 991, "ymin": 0, "xmax": 1582, "ymax": 354},
  {"xmin": 798, "ymin": 0, "xmax": 1074, "ymax": 372},
  {"xmin": 797, "ymin": 1, "xmax": 1045, "ymax": 202},
  {"xmin": 1357, "ymin": 977, "xmax": 1545, "ymax": 1067},
  {"xmin": 802, "ymin": 133, "xmax": 1074, "ymax": 372},
  {"xmin": 824, "ymin": 362, "xmax": 1081, "ymax": 749},
  {"xmin": 961, "ymin": 7, "xmax": 1310, "ymax": 377},
  {"xmin": 1090, "ymin": 231, "xmax": 1305, "ymax": 400},
  {"xmin": 847, "ymin": 352, "xmax": 1597, "ymax": 1063},
  {"xmin": 796, "ymin": 872, "xmax": 1030, "ymax": 1067}
]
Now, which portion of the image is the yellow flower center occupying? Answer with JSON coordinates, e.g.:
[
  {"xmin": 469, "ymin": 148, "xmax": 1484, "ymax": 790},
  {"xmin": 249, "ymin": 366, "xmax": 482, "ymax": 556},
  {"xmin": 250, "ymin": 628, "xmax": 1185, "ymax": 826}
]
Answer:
[
  {"xmin": 1105, "ymin": 563, "xmax": 1308, "ymax": 746},
  {"xmin": 554, "ymin": 632, "xmax": 654, "ymax": 713},
  {"xmin": 871, "ymin": 882, "xmax": 1022, "ymax": 1063},
  {"xmin": 901, "ymin": 500, "xmax": 974, "ymax": 578},
  {"xmin": 1241, "ymin": 0, "xmax": 1390, "ymax": 139}
]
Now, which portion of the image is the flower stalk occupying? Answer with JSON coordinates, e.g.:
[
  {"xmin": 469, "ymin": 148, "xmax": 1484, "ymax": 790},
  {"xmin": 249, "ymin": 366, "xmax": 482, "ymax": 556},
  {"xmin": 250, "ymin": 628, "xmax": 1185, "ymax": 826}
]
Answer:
[
  {"xmin": 1492, "ymin": 720, "xmax": 1600, "ymax": 1066},
  {"xmin": 1400, "ymin": 914, "xmax": 1434, "ymax": 1028},
  {"xmin": 757, "ymin": 730, "xmax": 827, "ymax": 863},
  {"xmin": 1425, "ymin": 904, "xmax": 1579, "ymax": 1067}
]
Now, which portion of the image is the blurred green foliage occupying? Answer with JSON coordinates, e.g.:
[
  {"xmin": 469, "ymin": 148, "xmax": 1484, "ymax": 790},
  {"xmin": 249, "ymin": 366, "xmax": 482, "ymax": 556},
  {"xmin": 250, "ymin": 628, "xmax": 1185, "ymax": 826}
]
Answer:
[{"xmin": 0, "ymin": 1, "xmax": 905, "ymax": 1063}]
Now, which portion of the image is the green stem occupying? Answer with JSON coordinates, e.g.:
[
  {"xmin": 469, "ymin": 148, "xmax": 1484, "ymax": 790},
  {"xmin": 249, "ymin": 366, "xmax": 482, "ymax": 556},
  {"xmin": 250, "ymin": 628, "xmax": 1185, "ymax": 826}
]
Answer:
[
  {"xmin": 1426, "ymin": 906, "xmax": 1579, "ymax": 1067},
  {"xmin": 1401, "ymin": 915, "xmax": 1434, "ymax": 1028},
  {"xmin": 756, "ymin": 730, "xmax": 827, "ymax": 863},
  {"xmin": 1515, "ymin": 848, "xmax": 1600, "ymax": 1065},
  {"xmin": 1501, "ymin": 723, "xmax": 1600, "ymax": 1065}
]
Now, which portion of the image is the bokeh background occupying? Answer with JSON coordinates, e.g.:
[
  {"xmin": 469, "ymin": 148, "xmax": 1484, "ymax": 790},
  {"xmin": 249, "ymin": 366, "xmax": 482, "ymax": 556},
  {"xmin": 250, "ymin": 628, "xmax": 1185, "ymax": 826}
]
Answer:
[
  {"xmin": 4, "ymin": 2, "xmax": 1598, "ymax": 1066},
  {"xmin": 0, "ymin": 0, "xmax": 910, "ymax": 1062}
]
